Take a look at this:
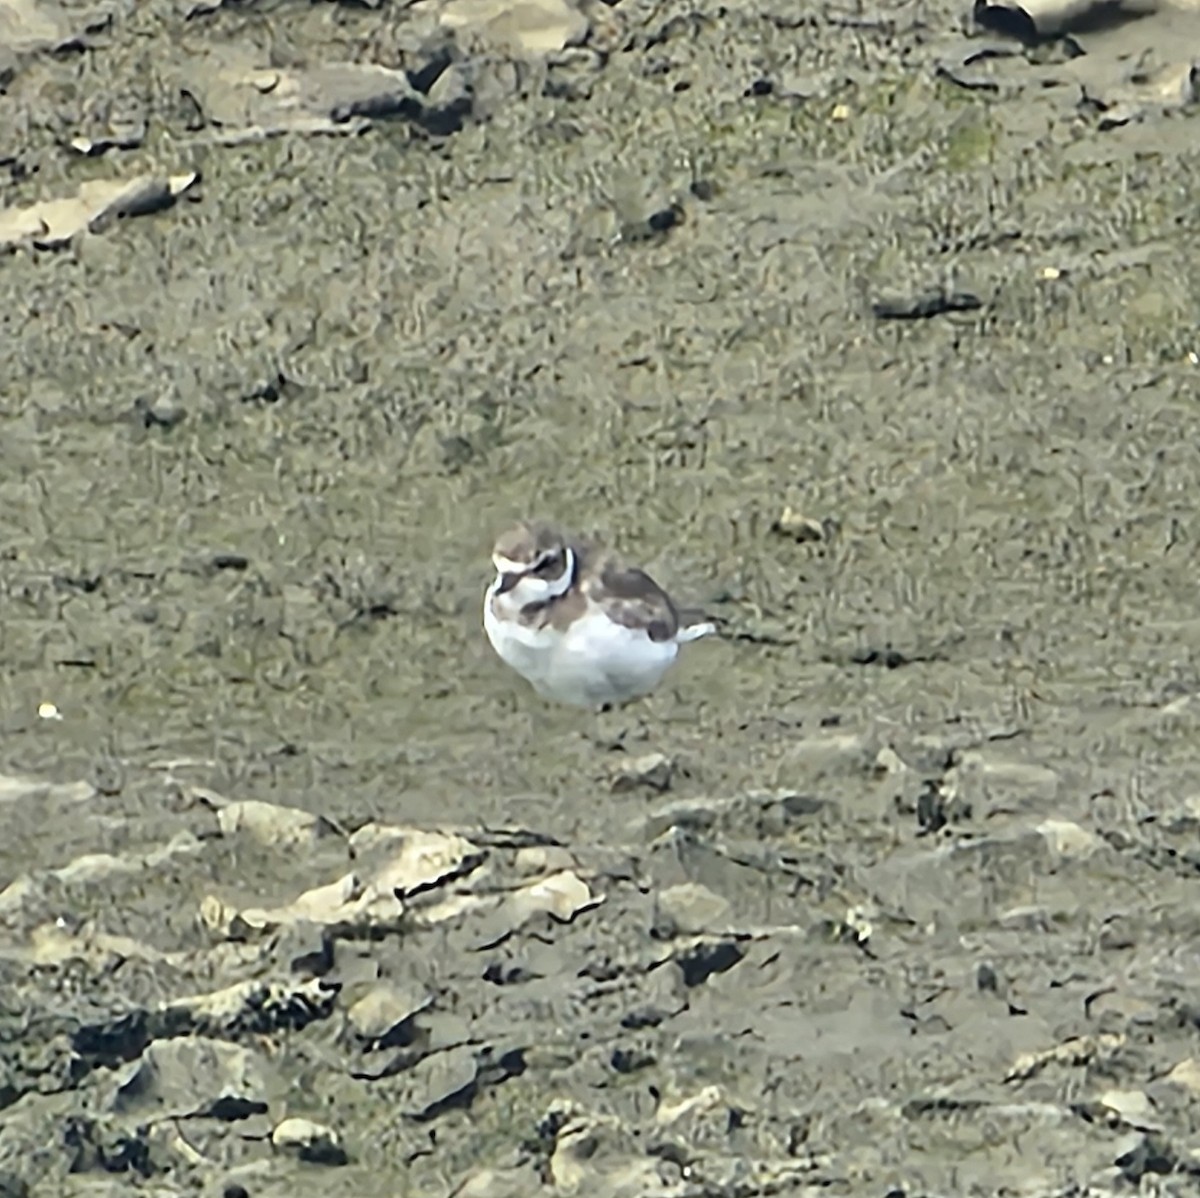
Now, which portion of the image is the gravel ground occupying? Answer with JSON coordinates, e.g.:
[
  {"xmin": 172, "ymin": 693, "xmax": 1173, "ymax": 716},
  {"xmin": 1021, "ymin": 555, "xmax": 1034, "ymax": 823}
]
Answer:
[{"xmin": 2, "ymin": 0, "xmax": 1200, "ymax": 1195}]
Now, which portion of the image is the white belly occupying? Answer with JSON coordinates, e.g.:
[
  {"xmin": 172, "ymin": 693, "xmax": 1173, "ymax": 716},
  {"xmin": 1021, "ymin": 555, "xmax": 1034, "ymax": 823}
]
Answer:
[{"xmin": 484, "ymin": 590, "xmax": 679, "ymax": 708}]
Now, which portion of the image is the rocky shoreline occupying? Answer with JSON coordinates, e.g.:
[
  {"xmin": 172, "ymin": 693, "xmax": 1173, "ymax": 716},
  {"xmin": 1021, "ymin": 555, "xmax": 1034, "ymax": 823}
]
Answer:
[{"xmin": 2, "ymin": 0, "xmax": 1199, "ymax": 1194}]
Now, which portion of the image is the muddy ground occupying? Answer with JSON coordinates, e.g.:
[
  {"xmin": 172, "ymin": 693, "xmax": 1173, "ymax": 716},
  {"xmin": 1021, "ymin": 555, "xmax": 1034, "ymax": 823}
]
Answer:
[{"xmin": 2, "ymin": 0, "xmax": 1200, "ymax": 1194}]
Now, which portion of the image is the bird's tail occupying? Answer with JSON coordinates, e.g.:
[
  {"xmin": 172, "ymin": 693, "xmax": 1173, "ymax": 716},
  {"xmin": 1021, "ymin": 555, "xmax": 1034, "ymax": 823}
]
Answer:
[{"xmin": 676, "ymin": 609, "xmax": 720, "ymax": 643}]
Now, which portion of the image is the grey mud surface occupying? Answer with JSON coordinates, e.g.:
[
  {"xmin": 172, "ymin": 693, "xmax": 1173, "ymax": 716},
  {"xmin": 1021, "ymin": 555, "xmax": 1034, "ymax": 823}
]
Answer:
[{"xmin": 2, "ymin": 0, "xmax": 1200, "ymax": 1194}]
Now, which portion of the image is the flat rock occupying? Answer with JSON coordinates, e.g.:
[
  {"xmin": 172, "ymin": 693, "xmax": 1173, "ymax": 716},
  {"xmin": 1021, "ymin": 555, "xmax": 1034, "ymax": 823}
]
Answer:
[
  {"xmin": 0, "ymin": 173, "xmax": 199, "ymax": 250},
  {"xmin": 105, "ymin": 1037, "xmax": 274, "ymax": 1121},
  {"xmin": 439, "ymin": 0, "xmax": 588, "ymax": 56}
]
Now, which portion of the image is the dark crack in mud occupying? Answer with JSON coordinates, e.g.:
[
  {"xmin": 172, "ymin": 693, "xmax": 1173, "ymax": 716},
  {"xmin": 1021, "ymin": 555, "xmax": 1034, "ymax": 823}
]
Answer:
[{"xmin": 2, "ymin": 0, "xmax": 1200, "ymax": 1194}]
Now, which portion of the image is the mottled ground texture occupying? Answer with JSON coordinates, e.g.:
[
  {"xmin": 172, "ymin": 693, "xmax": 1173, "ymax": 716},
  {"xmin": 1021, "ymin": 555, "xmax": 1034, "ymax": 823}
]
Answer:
[{"xmin": 2, "ymin": 0, "xmax": 1200, "ymax": 1193}]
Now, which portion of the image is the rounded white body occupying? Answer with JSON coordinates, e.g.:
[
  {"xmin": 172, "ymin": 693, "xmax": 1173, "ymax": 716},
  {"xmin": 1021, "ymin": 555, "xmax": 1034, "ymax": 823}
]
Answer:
[{"xmin": 484, "ymin": 587, "xmax": 680, "ymax": 708}]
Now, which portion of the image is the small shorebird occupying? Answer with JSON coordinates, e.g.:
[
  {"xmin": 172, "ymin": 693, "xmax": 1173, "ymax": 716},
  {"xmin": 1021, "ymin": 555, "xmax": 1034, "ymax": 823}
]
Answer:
[{"xmin": 483, "ymin": 520, "xmax": 716, "ymax": 710}]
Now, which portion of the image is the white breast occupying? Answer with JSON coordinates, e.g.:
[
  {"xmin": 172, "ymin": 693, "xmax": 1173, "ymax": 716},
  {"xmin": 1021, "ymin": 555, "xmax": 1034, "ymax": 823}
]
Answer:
[{"xmin": 484, "ymin": 588, "xmax": 681, "ymax": 708}]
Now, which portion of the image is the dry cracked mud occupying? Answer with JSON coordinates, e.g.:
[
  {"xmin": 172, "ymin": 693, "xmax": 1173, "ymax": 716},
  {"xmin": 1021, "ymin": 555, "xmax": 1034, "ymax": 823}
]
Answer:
[{"xmin": 2, "ymin": 0, "xmax": 1200, "ymax": 1195}]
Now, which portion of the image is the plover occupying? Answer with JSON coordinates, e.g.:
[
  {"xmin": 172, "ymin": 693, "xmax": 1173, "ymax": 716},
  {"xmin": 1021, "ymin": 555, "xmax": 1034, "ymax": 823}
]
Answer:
[{"xmin": 483, "ymin": 520, "xmax": 716, "ymax": 709}]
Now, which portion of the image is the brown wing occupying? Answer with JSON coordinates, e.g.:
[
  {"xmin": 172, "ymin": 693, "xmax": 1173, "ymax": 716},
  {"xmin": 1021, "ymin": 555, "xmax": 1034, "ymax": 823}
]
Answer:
[{"xmin": 592, "ymin": 557, "xmax": 680, "ymax": 644}]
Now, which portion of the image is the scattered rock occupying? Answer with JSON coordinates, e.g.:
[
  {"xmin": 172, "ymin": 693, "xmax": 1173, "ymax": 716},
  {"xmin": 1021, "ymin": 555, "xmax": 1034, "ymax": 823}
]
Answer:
[
  {"xmin": 0, "ymin": 921, "xmax": 180, "ymax": 969},
  {"xmin": 874, "ymin": 746, "xmax": 909, "ymax": 775},
  {"xmin": 1114, "ymin": 1131, "xmax": 1180, "ymax": 1183},
  {"xmin": 641, "ymin": 788, "xmax": 833, "ymax": 842},
  {"xmin": 1006, "ymin": 1033, "xmax": 1126, "ymax": 1082},
  {"xmin": 605, "ymin": 751, "xmax": 676, "ymax": 793},
  {"xmin": 512, "ymin": 843, "xmax": 577, "ymax": 875},
  {"xmin": 1086, "ymin": 56, "xmax": 1199, "ymax": 129},
  {"xmin": 973, "ymin": 0, "xmax": 1163, "ymax": 41},
  {"xmin": 68, "ymin": 90, "xmax": 148, "ymax": 157},
  {"xmin": 0, "ymin": 0, "xmax": 114, "ymax": 60},
  {"xmin": 400, "ymin": 1044, "xmax": 480, "ymax": 1120},
  {"xmin": 470, "ymin": 868, "xmax": 602, "ymax": 949},
  {"xmin": 771, "ymin": 507, "xmax": 837, "ymax": 543},
  {"xmin": 871, "ymin": 288, "xmax": 983, "ymax": 320},
  {"xmin": 106, "ymin": 1038, "xmax": 273, "ymax": 1121},
  {"xmin": 439, "ymin": 0, "xmax": 588, "ymax": 57},
  {"xmin": 653, "ymin": 1083, "xmax": 748, "ymax": 1153},
  {"xmin": 271, "ymin": 1117, "xmax": 347, "ymax": 1166},
  {"xmin": 546, "ymin": 1109, "xmax": 638, "ymax": 1192},
  {"xmin": 180, "ymin": 57, "xmax": 470, "ymax": 143},
  {"xmin": 506, "ymin": 868, "xmax": 598, "ymax": 924},
  {"xmin": 1, "ymin": 6, "xmax": 1198, "ymax": 1196},
  {"xmin": 199, "ymin": 871, "xmax": 405, "ymax": 939},
  {"xmin": 651, "ymin": 882, "xmax": 732, "ymax": 937},
  {"xmin": 1037, "ymin": 818, "xmax": 1101, "ymax": 861},
  {"xmin": 347, "ymin": 984, "xmax": 433, "ymax": 1047},
  {"xmin": 199, "ymin": 825, "xmax": 486, "ymax": 938},
  {"xmin": 1090, "ymin": 1088, "xmax": 1162, "ymax": 1131},
  {"xmin": 208, "ymin": 795, "xmax": 342, "ymax": 849},
  {"xmin": 0, "ymin": 172, "xmax": 200, "ymax": 251},
  {"xmin": 1165, "ymin": 1058, "xmax": 1200, "ymax": 1093},
  {"xmin": 941, "ymin": 752, "xmax": 1060, "ymax": 818},
  {"xmin": 671, "ymin": 936, "xmax": 747, "ymax": 987},
  {"xmin": 159, "ymin": 976, "xmax": 338, "ymax": 1037}
]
